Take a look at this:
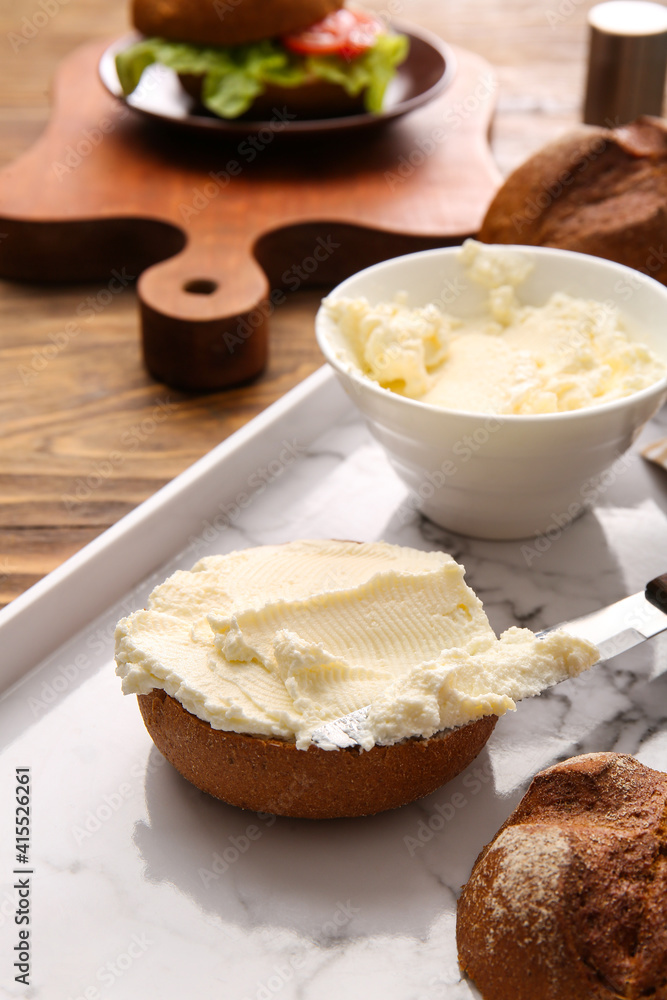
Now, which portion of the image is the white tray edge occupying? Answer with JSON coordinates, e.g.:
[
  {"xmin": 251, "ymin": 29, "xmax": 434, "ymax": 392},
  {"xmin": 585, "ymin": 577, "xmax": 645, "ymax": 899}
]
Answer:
[{"xmin": 0, "ymin": 365, "xmax": 347, "ymax": 691}]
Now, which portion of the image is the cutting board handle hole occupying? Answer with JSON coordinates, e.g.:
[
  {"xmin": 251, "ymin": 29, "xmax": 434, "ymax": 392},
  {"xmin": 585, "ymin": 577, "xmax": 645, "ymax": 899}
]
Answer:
[{"xmin": 183, "ymin": 278, "xmax": 219, "ymax": 295}]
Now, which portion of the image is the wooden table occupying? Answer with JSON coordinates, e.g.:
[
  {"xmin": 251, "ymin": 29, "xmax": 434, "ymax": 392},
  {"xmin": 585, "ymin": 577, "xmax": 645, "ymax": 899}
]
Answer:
[{"xmin": 0, "ymin": 0, "xmax": 599, "ymax": 608}]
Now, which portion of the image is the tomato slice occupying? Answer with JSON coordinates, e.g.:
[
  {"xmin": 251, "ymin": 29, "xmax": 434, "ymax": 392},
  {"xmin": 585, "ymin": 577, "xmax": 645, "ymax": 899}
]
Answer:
[{"xmin": 282, "ymin": 8, "xmax": 385, "ymax": 60}]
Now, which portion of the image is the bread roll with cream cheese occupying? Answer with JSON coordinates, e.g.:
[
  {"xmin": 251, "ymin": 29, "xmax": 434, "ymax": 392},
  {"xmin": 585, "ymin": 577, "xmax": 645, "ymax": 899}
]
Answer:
[{"xmin": 114, "ymin": 540, "xmax": 598, "ymax": 819}]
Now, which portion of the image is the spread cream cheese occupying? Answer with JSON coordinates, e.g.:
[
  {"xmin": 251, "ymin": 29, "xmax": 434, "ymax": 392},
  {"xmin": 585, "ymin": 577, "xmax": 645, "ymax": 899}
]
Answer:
[
  {"xmin": 322, "ymin": 240, "xmax": 666, "ymax": 414},
  {"xmin": 115, "ymin": 539, "xmax": 599, "ymax": 750}
]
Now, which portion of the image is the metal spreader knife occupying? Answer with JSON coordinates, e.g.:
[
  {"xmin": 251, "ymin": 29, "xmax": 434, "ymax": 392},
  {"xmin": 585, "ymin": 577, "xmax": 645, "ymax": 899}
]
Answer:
[{"xmin": 311, "ymin": 573, "xmax": 667, "ymax": 750}]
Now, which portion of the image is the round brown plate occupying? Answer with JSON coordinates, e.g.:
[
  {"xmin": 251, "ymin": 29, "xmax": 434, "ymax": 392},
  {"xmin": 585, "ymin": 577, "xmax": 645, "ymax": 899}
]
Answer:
[{"xmin": 98, "ymin": 25, "xmax": 455, "ymax": 137}]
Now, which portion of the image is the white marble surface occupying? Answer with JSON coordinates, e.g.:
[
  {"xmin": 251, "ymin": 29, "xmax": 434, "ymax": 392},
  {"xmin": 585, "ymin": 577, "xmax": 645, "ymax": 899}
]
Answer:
[{"xmin": 1, "ymin": 372, "xmax": 667, "ymax": 999}]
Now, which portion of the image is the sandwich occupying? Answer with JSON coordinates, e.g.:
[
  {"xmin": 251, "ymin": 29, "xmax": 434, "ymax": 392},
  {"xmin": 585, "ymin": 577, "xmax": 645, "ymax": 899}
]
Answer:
[{"xmin": 115, "ymin": 0, "xmax": 410, "ymax": 120}]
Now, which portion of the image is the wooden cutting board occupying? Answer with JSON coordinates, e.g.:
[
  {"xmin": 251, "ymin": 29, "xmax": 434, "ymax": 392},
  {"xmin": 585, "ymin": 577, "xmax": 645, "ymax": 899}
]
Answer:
[{"xmin": 0, "ymin": 39, "xmax": 501, "ymax": 390}]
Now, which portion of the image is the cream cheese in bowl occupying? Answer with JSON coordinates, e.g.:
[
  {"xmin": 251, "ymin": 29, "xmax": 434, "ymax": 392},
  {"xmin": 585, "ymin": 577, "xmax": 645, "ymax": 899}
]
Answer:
[
  {"xmin": 315, "ymin": 242, "xmax": 667, "ymax": 539},
  {"xmin": 322, "ymin": 240, "xmax": 666, "ymax": 415}
]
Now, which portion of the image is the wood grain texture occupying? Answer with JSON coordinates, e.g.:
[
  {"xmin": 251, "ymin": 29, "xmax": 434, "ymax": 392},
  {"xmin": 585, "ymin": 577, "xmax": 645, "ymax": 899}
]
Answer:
[
  {"xmin": 0, "ymin": 0, "xmax": 604, "ymax": 609},
  {"xmin": 0, "ymin": 36, "xmax": 499, "ymax": 390}
]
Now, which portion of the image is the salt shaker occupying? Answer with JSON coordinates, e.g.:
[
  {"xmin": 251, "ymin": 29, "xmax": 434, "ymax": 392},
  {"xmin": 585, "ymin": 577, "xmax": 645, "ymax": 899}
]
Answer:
[{"xmin": 583, "ymin": 0, "xmax": 667, "ymax": 126}]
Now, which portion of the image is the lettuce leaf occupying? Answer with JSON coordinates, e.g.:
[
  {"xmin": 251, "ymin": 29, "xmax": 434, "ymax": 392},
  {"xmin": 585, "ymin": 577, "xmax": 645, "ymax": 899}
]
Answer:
[
  {"xmin": 307, "ymin": 33, "xmax": 409, "ymax": 113},
  {"xmin": 115, "ymin": 33, "xmax": 409, "ymax": 118}
]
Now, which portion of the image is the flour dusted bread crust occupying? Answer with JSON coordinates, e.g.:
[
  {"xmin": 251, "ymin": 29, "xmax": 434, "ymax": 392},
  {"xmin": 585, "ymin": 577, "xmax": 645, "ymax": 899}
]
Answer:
[
  {"xmin": 479, "ymin": 116, "xmax": 667, "ymax": 285},
  {"xmin": 132, "ymin": 0, "xmax": 345, "ymax": 47},
  {"xmin": 456, "ymin": 752, "xmax": 667, "ymax": 1000},
  {"xmin": 138, "ymin": 689, "xmax": 497, "ymax": 819}
]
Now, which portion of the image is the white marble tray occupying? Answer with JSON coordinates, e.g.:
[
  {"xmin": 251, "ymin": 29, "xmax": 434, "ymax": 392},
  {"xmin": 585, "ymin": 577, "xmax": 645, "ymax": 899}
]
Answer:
[{"xmin": 1, "ymin": 366, "xmax": 666, "ymax": 999}]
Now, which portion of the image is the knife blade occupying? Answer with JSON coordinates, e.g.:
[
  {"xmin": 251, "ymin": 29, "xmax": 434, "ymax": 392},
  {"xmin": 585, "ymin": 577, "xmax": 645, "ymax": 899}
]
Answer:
[
  {"xmin": 310, "ymin": 573, "xmax": 667, "ymax": 750},
  {"xmin": 535, "ymin": 573, "xmax": 667, "ymax": 660}
]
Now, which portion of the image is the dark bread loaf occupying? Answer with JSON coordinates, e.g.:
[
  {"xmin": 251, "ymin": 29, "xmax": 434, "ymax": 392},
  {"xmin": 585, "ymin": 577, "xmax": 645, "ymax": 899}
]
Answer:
[
  {"xmin": 456, "ymin": 752, "xmax": 667, "ymax": 1000},
  {"xmin": 132, "ymin": 0, "xmax": 345, "ymax": 47},
  {"xmin": 479, "ymin": 116, "xmax": 667, "ymax": 285},
  {"xmin": 138, "ymin": 689, "xmax": 497, "ymax": 819}
]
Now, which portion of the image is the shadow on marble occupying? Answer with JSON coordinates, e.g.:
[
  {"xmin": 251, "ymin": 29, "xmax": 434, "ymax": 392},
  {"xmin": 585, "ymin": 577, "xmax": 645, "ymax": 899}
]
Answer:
[{"xmin": 132, "ymin": 744, "xmax": 517, "ymax": 943}]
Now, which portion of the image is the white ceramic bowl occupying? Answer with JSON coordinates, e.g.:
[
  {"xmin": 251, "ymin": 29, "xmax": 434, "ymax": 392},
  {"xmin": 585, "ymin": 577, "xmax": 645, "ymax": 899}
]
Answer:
[{"xmin": 315, "ymin": 245, "xmax": 667, "ymax": 540}]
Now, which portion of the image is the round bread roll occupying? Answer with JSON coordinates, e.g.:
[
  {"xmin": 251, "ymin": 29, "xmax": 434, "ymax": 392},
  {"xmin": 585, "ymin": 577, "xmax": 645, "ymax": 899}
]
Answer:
[
  {"xmin": 457, "ymin": 752, "xmax": 667, "ymax": 1000},
  {"xmin": 137, "ymin": 689, "xmax": 497, "ymax": 819},
  {"xmin": 478, "ymin": 116, "xmax": 667, "ymax": 285},
  {"xmin": 132, "ymin": 0, "xmax": 345, "ymax": 47}
]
